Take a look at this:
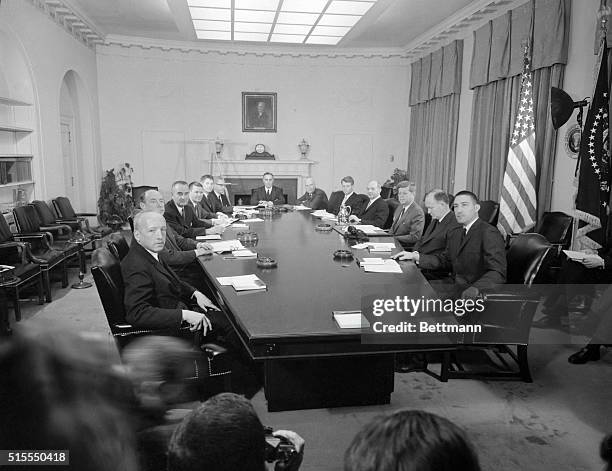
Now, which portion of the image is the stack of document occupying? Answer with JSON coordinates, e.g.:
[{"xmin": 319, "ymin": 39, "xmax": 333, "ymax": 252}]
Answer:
[
  {"xmin": 367, "ymin": 242, "xmax": 396, "ymax": 252},
  {"xmin": 311, "ymin": 210, "xmax": 336, "ymax": 220},
  {"xmin": 232, "ymin": 249, "xmax": 257, "ymax": 258},
  {"xmin": 242, "ymin": 218, "xmax": 265, "ymax": 223},
  {"xmin": 361, "ymin": 259, "xmax": 402, "ymax": 273},
  {"xmin": 230, "ymin": 223, "xmax": 249, "ymax": 229},
  {"xmin": 196, "ymin": 234, "xmax": 222, "ymax": 240},
  {"xmin": 562, "ymin": 250, "xmax": 587, "ymax": 261},
  {"xmin": 217, "ymin": 274, "xmax": 267, "ymax": 291},
  {"xmin": 293, "ymin": 204, "xmax": 312, "ymax": 210},
  {"xmin": 208, "ymin": 240, "xmax": 244, "ymax": 252},
  {"xmin": 332, "ymin": 310, "xmax": 370, "ymax": 329},
  {"xmin": 358, "ymin": 257, "xmax": 385, "ymax": 267}
]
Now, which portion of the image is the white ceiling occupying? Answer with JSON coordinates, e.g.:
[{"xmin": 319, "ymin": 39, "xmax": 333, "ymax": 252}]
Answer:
[{"xmin": 66, "ymin": 0, "xmax": 477, "ymax": 48}]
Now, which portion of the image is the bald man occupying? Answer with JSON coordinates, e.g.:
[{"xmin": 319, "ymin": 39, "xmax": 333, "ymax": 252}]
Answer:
[
  {"xmin": 296, "ymin": 177, "xmax": 328, "ymax": 210},
  {"xmin": 348, "ymin": 180, "xmax": 389, "ymax": 228}
]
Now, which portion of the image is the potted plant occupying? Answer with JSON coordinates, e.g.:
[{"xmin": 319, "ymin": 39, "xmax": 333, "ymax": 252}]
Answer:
[
  {"xmin": 97, "ymin": 168, "xmax": 134, "ymax": 231},
  {"xmin": 382, "ymin": 168, "xmax": 409, "ymax": 199}
]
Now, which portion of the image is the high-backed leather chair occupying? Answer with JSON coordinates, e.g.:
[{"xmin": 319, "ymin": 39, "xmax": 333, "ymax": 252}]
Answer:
[
  {"xmin": 52, "ymin": 196, "xmax": 112, "ymax": 237},
  {"xmin": 107, "ymin": 233, "xmax": 130, "ymax": 261},
  {"xmin": 13, "ymin": 204, "xmax": 72, "ymax": 241},
  {"xmin": 534, "ymin": 211, "xmax": 573, "ymax": 251},
  {"xmin": 383, "ymin": 199, "xmax": 401, "ymax": 230},
  {"xmin": 131, "ymin": 185, "xmax": 158, "ymax": 206},
  {"xmin": 91, "ymin": 248, "xmax": 231, "ymax": 388},
  {"xmin": 425, "ymin": 233, "xmax": 551, "ymax": 383},
  {"xmin": 0, "ymin": 215, "xmax": 44, "ymax": 321},
  {"xmin": 478, "ymin": 200, "xmax": 500, "ymax": 226}
]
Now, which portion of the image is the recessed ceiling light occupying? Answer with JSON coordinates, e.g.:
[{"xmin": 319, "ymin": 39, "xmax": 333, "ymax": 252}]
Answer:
[
  {"xmin": 188, "ymin": 0, "xmax": 230, "ymax": 8},
  {"xmin": 234, "ymin": 22, "xmax": 272, "ymax": 33},
  {"xmin": 281, "ymin": 0, "xmax": 328, "ymax": 13},
  {"xmin": 270, "ymin": 33, "xmax": 306, "ymax": 43},
  {"xmin": 311, "ymin": 25, "xmax": 350, "ymax": 36},
  {"xmin": 234, "ymin": 9, "xmax": 277, "ymax": 23},
  {"xmin": 317, "ymin": 14, "xmax": 360, "ymax": 27},
  {"xmin": 234, "ymin": 32, "xmax": 270, "ymax": 41},
  {"xmin": 326, "ymin": 1, "xmax": 375, "ymax": 15},
  {"xmin": 276, "ymin": 12, "xmax": 319, "ymax": 25},
  {"xmin": 306, "ymin": 35, "xmax": 342, "ymax": 45},
  {"xmin": 196, "ymin": 30, "xmax": 231, "ymax": 40},
  {"xmin": 234, "ymin": 0, "xmax": 279, "ymax": 11},
  {"xmin": 192, "ymin": 19, "xmax": 231, "ymax": 31},
  {"xmin": 189, "ymin": 7, "xmax": 231, "ymax": 21},
  {"xmin": 273, "ymin": 24, "xmax": 312, "ymax": 35}
]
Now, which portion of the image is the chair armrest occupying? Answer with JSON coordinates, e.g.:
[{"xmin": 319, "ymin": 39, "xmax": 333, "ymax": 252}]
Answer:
[
  {"xmin": 40, "ymin": 224, "xmax": 72, "ymax": 236},
  {"xmin": 14, "ymin": 232, "xmax": 52, "ymax": 250},
  {"xmin": 76, "ymin": 212, "xmax": 98, "ymax": 217},
  {"xmin": 112, "ymin": 323, "xmax": 191, "ymax": 337},
  {"xmin": 0, "ymin": 241, "xmax": 28, "ymax": 265}
]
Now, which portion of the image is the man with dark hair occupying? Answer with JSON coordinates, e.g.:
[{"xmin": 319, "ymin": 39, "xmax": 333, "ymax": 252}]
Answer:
[
  {"xmin": 344, "ymin": 409, "xmax": 481, "ymax": 471},
  {"xmin": 402, "ymin": 190, "xmax": 506, "ymax": 299},
  {"xmin": 188, "ymin": 181, "xmax": 223, "ymax": 224},
  {"xmin": 327, "ymin": 176, "xmax": 366, "ymax": 216},
  {"xmin": 213, "ymin": 177, "xmax": 234, "ymax": 214},
  {"xmin": 164, "ymin": 181, "xmax": 221, "ymax": 238},
  {"xmin": 251, "ymin": 172, "xmax": 285, "ymax": 206},
  {"xmin": 296, "ymin": 177, "xmax": 328, "ymax": 210},
  {"xmin": 167, "ymin": 393, "xmax": 305, "ymax": 471},
  {"xmin": 348, "ymin": 180, "xmax": 389, "ymax": 228},
  {"xmin": 199, "ymin": 175, "xmax": 229, "ymax": 220},
  {"xmin": 388, "ymin": 181, "xmax": 424, "ymax": 249},
  {"xmin": 393, "ymin": 188, "xmax": 460, "ymax": 277}
]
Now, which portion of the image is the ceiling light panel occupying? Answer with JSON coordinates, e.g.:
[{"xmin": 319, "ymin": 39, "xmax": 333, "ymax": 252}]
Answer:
[
  {"xmin": 306, "ymin": 35, "xmax": 342, "ymax": 45},
  {"xmin": 193, "ymin": 20, "xmax": 231, "ymax": 30},
  {"xmin": 273, "ymin": 24, "xmax": 312, "ymax": 35},
  {"xmin": 311, "ymin": 25, "xmax": 350, "ymax": 36},
  {"xmin": 189, "ymin": 7, "xmax": 231, "ymax": 20},
  {"xmin": 196, "ymin": 30, "xmax": 231, "ymax": 40},
  {"xmin": 234, "ymin": 0, "xmax": 279, "ymax": 10},
  {"xmin": 317, "ymin": 14, "xmax": 360, "ymax": 27},
  {"xmin": 234, "ymin": 22, "xmax": 272, "ymax": 33},
  {"xmin": 234, "ymin": 9, "xmax": 277, "ymax": 22},
  {"xmin": 187, "ymin": 0, "xmax": 230, "ymax": 8},
  {"xmin": 276, "ymin": 11, "xmax": 319, "ymax": 25},
  {"xmin": 234, "ymin": 32, "xmax": 270, "ymax": 41},
  {"xmin": 281, "ymin": 0, "xmax": 328, "ymax": 13},
  {"xmin": 326, "ymin": 1, "xmax": 375, "ymax": 15},
  {"xmin": 270, "ymin": 33, "xmax": 306, "ymax": 43}
]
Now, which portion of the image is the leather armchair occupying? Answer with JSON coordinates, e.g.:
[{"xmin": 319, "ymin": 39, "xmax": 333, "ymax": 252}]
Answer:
[
  {"xmin": 14, "ymin": 204, "xmax": 72, "ymax": 241},
  {"xmin": 383, "ymin": 198, "xmax": 400, "ymax": 230},
  {"xmin": 107, "ymin": 232, "xmax": 130, "ymax": 262},
  {"xmin": 52, "ymin": 196, "xmax": 112, "ymax": 238},
  {"xmin": 478, "ymin": 200, "xmax": 500, "ymax": 226}
]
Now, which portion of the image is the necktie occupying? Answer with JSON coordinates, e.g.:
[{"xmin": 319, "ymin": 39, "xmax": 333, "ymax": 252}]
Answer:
[
  {"xmin": 427, "ymin": 219, "xmax": 438, "ymax": 236},
  {"xmin": 460, "ymin": 227, "xmax": 468, "ymax": 244},
  {"xmin": 267, "ymin": 189, "xmax": 271, "ymax": 197}
]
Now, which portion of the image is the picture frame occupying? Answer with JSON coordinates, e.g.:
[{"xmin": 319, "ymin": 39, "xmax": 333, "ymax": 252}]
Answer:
[{"xmin": 242, "ymin": 92, "xmax": 277, "ymax": 133}]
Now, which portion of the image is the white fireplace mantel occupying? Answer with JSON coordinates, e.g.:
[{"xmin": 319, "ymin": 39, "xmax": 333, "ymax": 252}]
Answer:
[{"xmin": 206, "ymin": 159, "xmax": 317, "ymax": 195}]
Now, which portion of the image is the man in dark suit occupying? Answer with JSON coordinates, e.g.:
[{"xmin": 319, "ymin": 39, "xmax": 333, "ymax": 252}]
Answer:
[
  {"xmin": 198, "ymin": 175, "xmax": 229, "ymax": 221},
  {"xmin": 164, "ymin": 181, "xmax": 222, "ymax": 238},
  {"xmin": 388, "ymin": 181, "xmax": 425, "ymax": 249},
  {"xmin": 139, "ymin": 189, "xmax": 213, "ymax": 294},
  {"xmin": 403, "ymin": 190, "xmax": 506, "ymax": 298},
  {"xmin": 188, "ymin": 181, "xmax": 222, "ymax": 224},
  {"xmin": 348, "ymin": 180, "xmax": 389, "ymax": 228},
  {"xmin": 392, "ymin": 189, "xmax": 460, "ymax": 278},
  {"xmin": 213, "ymin": 177, "xmax": 233, "ymax": 214},
  {"xmin": 122, "ymin": 211, "xmax": 226, "ymax": 334},
  {"xmin": 251, "ymin": 172, "xmax": 285, "ymax": 206},
  {"xmin": 327, "ymin": 176, "xmax": 366, "ymax": 216},
  {"xmin": 296, "ymin": 177, "xmax": 328, "ymax": 210}
]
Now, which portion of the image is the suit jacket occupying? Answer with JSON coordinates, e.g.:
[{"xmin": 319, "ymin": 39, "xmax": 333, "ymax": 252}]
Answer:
[
  {"xmin": 164, "ymin": 200, "xmax": 211, "ymax": 238},
  {"xmin": 327, "ymin": 191, "xmax": 367, "ymax": 216},
  {"xmin": 213, "ymin": 191, "xmax": 233, "ymax": 214},
  {"xmin": 419, "ymin": 218, "xmax": 507, "ymax": 291},
  {"xmin": 198, "ymin": 194, "xmax": 218, "ymax": 219},
  {"xmin": 160, "ymin": 223, "xmax": 198, "ymax": 268},
  {"xmin": 389, "ymin": 202, "xmax": 425, "ymax": 247},
  {"xmin": 355, "ymin": 197, "xmax": 389, "ymax": 228},
  {"xmin": 122, "ymin": 241, "xmax": 196, "ymax": 329},
  {"xmin": 413, "ymin": 211, "xmax": 461, "ymax": 256},
  {"xmin": 296, "ymin": 188, "xmax": 328, "ymax": 210},
  {"xmin": 251, "ymin": 186, "xmax": 284, "ymax": 205}
]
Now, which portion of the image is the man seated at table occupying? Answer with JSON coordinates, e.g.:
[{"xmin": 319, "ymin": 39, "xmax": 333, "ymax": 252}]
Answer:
[
  {"xmin": 397, "ymin": 190, "xmax": 506, "ymax": 299},
  {"xmin": 164, "ymin": 180, "xmax": 223, "ymax": 238},
  {"xmin": 213, "ymin": 176, "xmax": 234, "ymax": 214},
  {"xmin": 122, "ymin": 211, "xmax": 233, "ymax": 345},
  {"xmin": 199, "ymin": 175, "xmax": 231, "ymax": 222},
  {"xmin": 392, "ymin": 189, "xmax": 460, "ymax": 279},
  {"xmin": 388, "ymin": 181, "xmax": 424, "ymax": 248},
  {"xmin": 296, "ymin": 177, "xmax": 328, "ymax": 210},
  {"xmin": 327, "ymin": 176, "xmax": 366, "ymax": 216},
  {"xmin": 251, "ymin": 172, "xmax": 285, "ymax": 207},
  {"xmin": 139, "ymin": 189, "xmax": 213, "ymax": 294},
  {"xmin": 188, "ymin": 181, "xmax": 224, "ymax": 225},
  {"xmin": 348, "ymin": 180, "xmax": 388, "ymax": 228},
  {"xmin": 167, "ymin": 393, "xmax": 305, "ymax": 471}
]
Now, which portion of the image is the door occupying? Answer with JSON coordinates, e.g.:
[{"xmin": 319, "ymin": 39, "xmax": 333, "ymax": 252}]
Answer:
[{"xmin": 61, "ymin": 120, "xmax": 79, "ymax": 206}]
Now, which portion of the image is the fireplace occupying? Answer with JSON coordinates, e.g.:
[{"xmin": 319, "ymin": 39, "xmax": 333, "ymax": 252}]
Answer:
[{"xmin": 227, "ymin": 178, "xmax": 295, "ymax": 205}]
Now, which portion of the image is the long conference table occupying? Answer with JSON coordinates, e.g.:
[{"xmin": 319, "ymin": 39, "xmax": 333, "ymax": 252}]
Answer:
[{"xmin": 197, "ymin": 210, "xmax": 453, "ymax": 411}]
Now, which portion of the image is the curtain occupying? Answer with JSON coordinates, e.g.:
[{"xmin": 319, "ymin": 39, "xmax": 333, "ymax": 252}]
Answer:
[
  {"xmin": 408, "ymin": 94, "xmax": 460, "ymax": 201},
  {"xmin": 466, "ymin": 64, "xmax": 564, "ymax": 217}
]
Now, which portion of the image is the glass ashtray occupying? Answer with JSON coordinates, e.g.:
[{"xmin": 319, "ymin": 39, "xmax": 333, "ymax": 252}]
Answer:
[
  {"xmin": 256, "ymin": 257, "xmax": 278, "ymax": 268},
  {"xmin": 333, "ymin": 249, "xmax": 354, "ymax": 260}
]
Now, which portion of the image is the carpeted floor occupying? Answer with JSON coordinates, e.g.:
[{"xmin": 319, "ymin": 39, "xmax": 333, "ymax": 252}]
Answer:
[{"xmin": 10, "ymin": 269, "xmax": 612, "ymax": 471}]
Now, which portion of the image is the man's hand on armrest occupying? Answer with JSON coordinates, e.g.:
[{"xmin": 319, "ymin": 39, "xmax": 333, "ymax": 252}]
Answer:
[{"xmin": 181, "ymin": 310, "xmax": 211, "ymax": 334}]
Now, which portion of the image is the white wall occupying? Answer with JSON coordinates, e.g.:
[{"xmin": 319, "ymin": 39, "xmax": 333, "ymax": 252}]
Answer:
[
  {"xmin": 96, "ymin": 45, "xmax": 409, "ymax": 196},
  {"xmin": 0, "ymin": 0, "xmax": 101, "ymax": 211}
]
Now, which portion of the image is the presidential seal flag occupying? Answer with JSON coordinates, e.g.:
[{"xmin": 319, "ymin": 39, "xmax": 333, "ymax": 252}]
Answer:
[
  {"xmin": 497, "ymin": 44, "xmax": 537, "ymax": 238},
  {"xmin": 575, "ymin": 42, "xmax": 610, "ymax": 251}
]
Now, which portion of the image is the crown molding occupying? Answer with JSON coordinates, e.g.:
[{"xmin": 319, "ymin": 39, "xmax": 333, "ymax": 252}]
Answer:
[
  {"xmin": 100, "ymin": 34, "xmax": 410, "ymax": 60},
  {"xmin": 28, "ymin": 0, "xmax": 105, "ymax": 49},
  {"xmin": 403, "ymin": 0, "xmax": 528, "ymax": 62}
]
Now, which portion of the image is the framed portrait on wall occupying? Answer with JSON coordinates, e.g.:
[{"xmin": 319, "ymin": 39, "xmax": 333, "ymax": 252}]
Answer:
[{"xmin": 242, "ymin": 92, "xmax": 277, "ymax": 132}]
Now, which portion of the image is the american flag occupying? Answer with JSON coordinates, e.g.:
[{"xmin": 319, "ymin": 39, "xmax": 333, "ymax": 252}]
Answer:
[
  {"xmin": 497, "ymin": 45, "xmax": 537, "ymax": 238},
  {"xmin": 575, "ymin": 42, "xmax": 610, "ymax": 251}
]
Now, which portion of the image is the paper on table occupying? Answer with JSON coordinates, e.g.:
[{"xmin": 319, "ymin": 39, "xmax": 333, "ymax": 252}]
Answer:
[
  {"xmin": 563, "ymin": 250, "xmax": 586, "ymax": 261},
  {"xmin": 232, "ymin": 249, "xmax": 257, "ymax": 257},
  {"xmin": 230, "ymin": 223, "xmax": 249, "ymax": 229},
  {"xmin": 359, "ymin": 257, "xmax": 385, "ymax": 266},
  {"xmin": 294, "ymin": 205, "xmax": 312, "ymax": 210},
  {"xmin": 231, "ymin": 275, "xmax": 266, "ymax": 291},
  {"xmin": 368, "ymin": 242, "xmax": 396, "ymax": 252},
  {"xmin": 208, "ymin": 240, "xmax": 244, "ymax": 252},
  {"xmin": 217, "ymin": 274, "xmax": 260, "ymax": 286},
  {"xmin": 362, "ymin": 259, "xmax": 402, "ymax": 273},
  {"xmin": 196, "ymin": 234, "xmax": 222, "ymax": 240},
  {"xmin": 351, "ymin": 243, "xmax": 369, "ymax": 249},
  {"xmin": 333, "ymin": 311, "xmax": 370, "ymax": 329},
  {"xmin": 242, "ymin": 218, "xmax": 264, "ymax": 222}
]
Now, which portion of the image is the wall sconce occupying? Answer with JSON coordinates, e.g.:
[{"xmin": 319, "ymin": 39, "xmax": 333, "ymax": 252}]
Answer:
[
  {"xmin": 215, "ymin": 138, "xmax": 224, "ymax": 159},
  {"xmin": 298, "ymin": 138, "xmax": 310, "ymax": 160}
]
